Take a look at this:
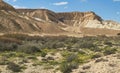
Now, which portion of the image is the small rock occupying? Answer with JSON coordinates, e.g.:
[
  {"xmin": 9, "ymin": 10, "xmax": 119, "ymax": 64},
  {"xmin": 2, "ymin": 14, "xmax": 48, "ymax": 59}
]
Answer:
[
  {"xmin": 47, "ymin": 56, "xmax": 54, "ymax": 61},
  {"xmin": 82, "ymin": 65, "xmax": 91, "ymax": 70},
  {"xmin": 79, "ymin": 71, "xmax": 86, "ymax": 73},
  {"xmin": 95, "ymin": 58, "xmax": 108, "ymax": 63},
  {"xmin": 109, "ymin": 63, "xmax": 116, "ymax": 67},
  {"xmin": 41, "ymin": 58, "xmax": 48, "ymax": 61}
]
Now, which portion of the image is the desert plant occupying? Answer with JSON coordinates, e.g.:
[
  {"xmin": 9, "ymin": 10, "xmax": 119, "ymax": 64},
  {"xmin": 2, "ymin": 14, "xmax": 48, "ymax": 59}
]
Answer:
[
  {"xmin": 104, "ymin": 41, "xmax": 113, "ymax": 47},
  {"xmin": 69, "ymin": 62, "xmax": 79, "ymax": 69},
  {"xmin": 82, "ymin": 65, "xmax": 91, "ymax": 70},
  {"xmin": 0, "ymin": 56, "xmax": 9, "ymax": 65},
  {"xmin": 41, "ymin": 51, "xmax": 47, "ymax": 57},
  {"xmin": 91, "ymin": 53, "xmax": 102, "ymax": 59},
  {"xmin": 103, "ymin": 48, "xmax": 117, "ymax": 55},
  {"xmin": 79, "ymin": 41, "xmax": 96, "ymax": 49},
  {"xmin": 60, "ymin": 63, "xmax": 72, "ymax": 73},
  {"xmin": 7, "ymin": 62, "xmax": 22, "ymax": 72},
  {"xmin": 18, "ymin": 44, "xmax": 41, "ymax": 54},
  {"xmin": 60, "ymin": 62, "xmax": 78, "ymax": 73},
  {"xmin": 66, "ymin": 53, "xmax": 78, "ymax": 62},
  {"xmin": 95, "ymin": 58, "xmax": 108, "ymax": 63},
  {"xmin": 0, "ymin": 43, "xmax": 18, "ymax": 52},
  {"xmin": 27, "ymin": 56, "xmax": 37, "ymax": 60}
]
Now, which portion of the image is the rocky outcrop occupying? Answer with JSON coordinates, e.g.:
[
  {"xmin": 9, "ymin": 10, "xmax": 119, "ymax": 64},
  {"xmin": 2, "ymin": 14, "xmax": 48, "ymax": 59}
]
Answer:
[
  {"xmin": 0, "ymin": 0, "xmax": 15, "ymax": 11},
  {"xmin": 57, "ymin": 12, "xmax": 102, "ymax": 26},
  {"xmin": 18, "ymin": 9, "xmax": 60, "ymax": 23},
  {"xmin": 0, "ymin": 10, "xmax": 42, "ymax": 33},
  {"xmin": 0, "ymin": 1, "xmax": 64, "ymax": 34}
]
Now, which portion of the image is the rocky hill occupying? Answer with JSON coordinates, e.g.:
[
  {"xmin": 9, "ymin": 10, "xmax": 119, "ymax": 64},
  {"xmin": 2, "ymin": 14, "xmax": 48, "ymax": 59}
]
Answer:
[
  {"xmin": 0, "ymin": 0, "xmax": 120, "ymax": 36},
  {"xmin": 0, "ymin": 1, "xmax": 64, "ymax": 34},
  {"xmin": 0, "ymin": 0, "xmax": 15, "ymax": 11}
]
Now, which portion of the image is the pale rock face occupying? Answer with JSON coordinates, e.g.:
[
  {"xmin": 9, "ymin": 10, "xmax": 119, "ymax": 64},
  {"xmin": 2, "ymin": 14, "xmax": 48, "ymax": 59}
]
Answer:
[
  {"xmin": 85, "ymin": 20, "xmax": 120, "ymax": 30},
  {"xmin": 103, "ymin": 21, "xmax": 120, "ymax": 30},
  {"xmin": 85, "ymin": 20, "xmax": 102, "ymax": 28}
]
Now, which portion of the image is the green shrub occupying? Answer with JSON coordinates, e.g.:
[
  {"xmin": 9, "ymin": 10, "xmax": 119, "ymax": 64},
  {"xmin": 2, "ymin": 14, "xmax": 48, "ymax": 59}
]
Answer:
[
  {"xmin": 82, "ymin": 65, "xmax": 91, "ymax": 70},
  {"xmin": 104, "ymin": 41, "xmax": 113, "ymax": 47},
  {"xmin": 0, "ymin": 43, "xmax": 18, "ymax": 52},
  {"xmin": 27, "ymin": 56, "xmax": 37, "ymax": 60},
  {"xmin": 18, "ymin": 45, "xmax": 41, "ymax": 54},
  {"xmin": 48, "ymin": 61, "xmax": 59, "ymax": 65},
  {"xmin": 60, "ymin": 63, "xmax": 72, "ymax": 73},
  {"xmin": 41, "ymin": 52, "xmax": 47, "ymax": 57},
  {"xmin": 60, "ymin": 62, "xmax": 78, "ymax": 73},
  {"xmin": 78, "ymin": 49, "xmax": 86, "ymax": 54},
  {"xmin": 7, "ymin": 62, "xmax": 22, "ymax": 72},
  {"xmin": 0, "ymin": 56, "xmax": 10, "ymax": 65},
  {"xmin": 59, "ymin": 53, "xmax": 79, "ymax": 73},
  {"xmin": 91, "ymin": 53, "xmax": 102, "ymax": 59},
  {"xmin": 69, "ymin": 62, "xmax": 78, "ymax": 69},
  {"xmin": 66, "ymin": 53, "xmax": 78, "ymax": 62},
  {"xmin": 103, "ymin": 48, "xmax": 117, "ymax": 55},
  {"xmin": 79, "ymin": 41, "xmax": 96, "ymax": 49},
  {"xmin": 95, "ymin": 58, "xmax": 108, "ymax": 63},
  {"xmin": 1, "ymin": 52, "xmax": 17, "ymax": 58}
]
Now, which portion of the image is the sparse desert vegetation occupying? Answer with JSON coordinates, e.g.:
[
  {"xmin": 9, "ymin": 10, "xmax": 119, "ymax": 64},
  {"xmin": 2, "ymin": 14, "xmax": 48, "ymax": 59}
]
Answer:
[
  {"xmin": 0, "ymin": 0, "xmax": 120, "ymax": 73},
  {"xmin": 0, "ymin": 34, "xmax": 120, "ymax": 73}
]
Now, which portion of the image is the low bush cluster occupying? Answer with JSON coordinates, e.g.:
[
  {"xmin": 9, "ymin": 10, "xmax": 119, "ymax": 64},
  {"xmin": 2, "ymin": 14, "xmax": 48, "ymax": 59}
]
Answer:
[{"xmin": 7, "ymin": 62, "xmax": 22, "ymax": 72}]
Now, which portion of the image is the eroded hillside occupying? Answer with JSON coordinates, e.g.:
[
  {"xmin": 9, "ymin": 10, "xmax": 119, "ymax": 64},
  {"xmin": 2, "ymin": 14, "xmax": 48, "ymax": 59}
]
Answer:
[{"xmin": 0, "ymin": 0, "xmax": 120, "ymax": 36}]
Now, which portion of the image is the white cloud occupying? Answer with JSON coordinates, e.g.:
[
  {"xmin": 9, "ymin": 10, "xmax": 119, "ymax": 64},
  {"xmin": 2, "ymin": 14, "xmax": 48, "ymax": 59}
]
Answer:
[
  {"xmin": 13, "ymin": 0, "xmax": 17, "ymax": 2},
  {"xmin": 64, "ymin": 6, "xmax": 68, "ymax": 9},
  {"xmin": 13, "ymin": 5, "xmax": 27, "ymax": 9},
  {"xmin": 53, "ymin": 2, "xmax": 68, "ymax": 6},
  {"xmin": 116, "ymin": 12, "xmax": 120, "ymax": 15},
  {"xmin": 81, "ymin": 0, "xmax": 87, "ymax": 2},
  {"xmin": 5, "ymin": 0, "xmax": 9, "ymax": 1},
  {"xmin": 113, "ymin": 0, "xmax": 120, "ymax": 1},
  {"xmin": 5, "ymin": 0, "xmax": 17, "ymax": 2},
  {"xmin": 39, "ymin": 6, "xmax": 48, "ymax": 9},
  {"xmin": 40, "ymin": 7, "xmax": 45, "ymax": 9}
]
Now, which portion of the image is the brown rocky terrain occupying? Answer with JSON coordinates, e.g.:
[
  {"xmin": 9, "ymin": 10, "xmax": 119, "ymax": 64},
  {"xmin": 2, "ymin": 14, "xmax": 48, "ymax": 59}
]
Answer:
[
  {"xmin": 1, "ymin": 52, "xmax": 120, "ymax": 73},
  {"xmin": 0, "ymin": 0, "xmax": 15, "ymax": 11},
  {"xmin": 0, "ymin": 0, "xmax": 65, "ymax": 34},
  {"xmin": 22, "ymin": 53, "xmax": 120, "ymax": 73},
  {"xmin": 0, "ymin": 0, "xmax": 120, "ymax": 36}
]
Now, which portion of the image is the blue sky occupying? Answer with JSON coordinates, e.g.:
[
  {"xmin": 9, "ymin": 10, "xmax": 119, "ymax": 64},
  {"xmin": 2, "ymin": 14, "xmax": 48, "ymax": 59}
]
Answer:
[{"xmin": 4, "ymin": 0, "xmax": 120, "ymax": 22}]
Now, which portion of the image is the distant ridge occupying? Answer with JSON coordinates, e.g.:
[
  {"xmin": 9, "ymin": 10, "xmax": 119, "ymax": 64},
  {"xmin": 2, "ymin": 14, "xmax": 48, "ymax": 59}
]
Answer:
[{"xmin": 0, "ymin": 0, "xmax": 120, "ymax": 36}]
